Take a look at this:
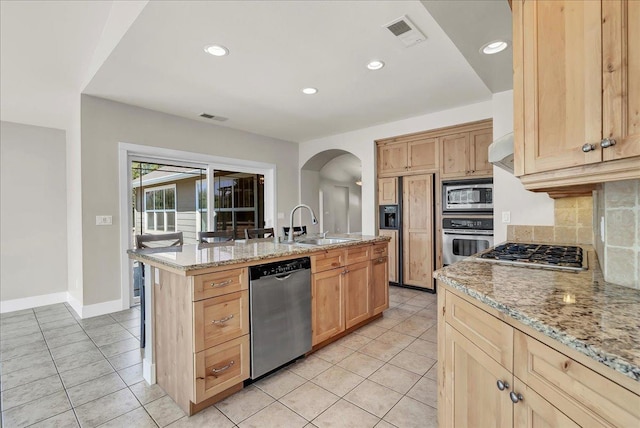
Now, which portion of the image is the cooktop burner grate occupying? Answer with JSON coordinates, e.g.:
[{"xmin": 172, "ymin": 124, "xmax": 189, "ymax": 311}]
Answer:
[{"xmin": 476, "ymin": 243, "xmax": 587, "ymax": 271}]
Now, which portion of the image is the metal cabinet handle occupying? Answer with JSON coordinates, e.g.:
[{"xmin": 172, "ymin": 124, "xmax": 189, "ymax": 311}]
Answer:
[
  {"xmin": 581, "ymin": 143, "xmax": 595, "ymax": 153},
  {"xmin": 496, "ymin": 380, "xmax": 509, "ymax": 391},
  {"xmin": 374, "ymin": 247, "xmax": 385, "ymax": 253},
  {"xmin": 374, "ymin": 257, "xmax": 386, "ymax": 265},
  {"xmin": 210, "ymin": 279, "xmax": 233, "ymax": 288},
  {"xmin": 211, "ymin": 314, "xmax": 234, "ymax": 325},
  {"xmin": 341, "ymin": 269, "xmax": 349, "ymax": 275},
  {"xmin": 509, "ymin": 391, "xmax": 524, "ymax": 403},
  {"xmin": 211, "ymin": 360, "xmax": 234, "ymax": 375},
  {"xmin": 600, "ymin": 138, "xmax": 616, "ymax": 148}
]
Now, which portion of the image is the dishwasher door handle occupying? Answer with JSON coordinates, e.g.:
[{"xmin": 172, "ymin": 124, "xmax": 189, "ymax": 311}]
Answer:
[{"xmin": 274, "ymin": 273, "xmax": 293, "ymax": 281}]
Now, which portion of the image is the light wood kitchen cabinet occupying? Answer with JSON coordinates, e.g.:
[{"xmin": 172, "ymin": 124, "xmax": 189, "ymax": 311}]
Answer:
[
  {"xmin": 378, "ymin": 229, "xmax": 397, "ymax": 283},
  {"xmin": 513, "ymin": 0, "xmax": 640, "ymax": 192},
  {"xmin": 440, "ymin": 129, "xmax": 493, "ymax": 179},
  {"xmin": 311, "ymin": 267, "xmax": 345, "ymax": 345},
  {"xmin": 377, "ymin": 137, "xmax": 438, "ymax": 176},
  {"xmin": 439, "ymin": 287, "xmax": 640, "ymax": 428},
  {"xmin": 194, "ymin": 335, "xmax": 249, "ymax": 403},
  {"xmin": 344, "ymin": 260, "xmax": 371, "ymax": 329},
  {"xmin": 370, "ymin": 256, "xmax": 389, "ymax": 315},
  {"xmin": 378, "ymin": 177, "xmax": 397, "ymax": 205},
  {"xmin": 194, "ymin": 290, "xmax": 249, "ymax": 352},
  {"xmin": 402, "ymin": 174, "xmax": 434, "ymax": 290}
]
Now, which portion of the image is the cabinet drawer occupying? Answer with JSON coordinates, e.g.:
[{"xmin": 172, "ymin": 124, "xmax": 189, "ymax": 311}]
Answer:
[
  {"xmin": 370, "ymin": 242, "xmax": 388, "ymax": 259},
  {"xmin": 193, "ymin": 268, "xmax": 247, "ymax": 301},
  {"xmin": 312, "ymin": 250, "xmax": 345, "ymax": 273},
  {"xmin": 346, "ymin": 245, "xmax": 371, "ymax": 265},
  {"xmin": 194, "ymin": 291, "xmax": 249, "ymax": 352},
  {"xmin": 514, "ymin": 331, "xmax": 640, "ymax": 427},
  {"xmin": 194, "ymin": 335, "xmax": 249, "ymax": 403},
  {"xmin": 445, "ymin": 292, "xmax": 513, "ymax": 370}
]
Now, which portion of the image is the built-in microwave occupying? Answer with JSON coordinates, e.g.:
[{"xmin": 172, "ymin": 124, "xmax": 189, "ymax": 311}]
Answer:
[{"xmin": 442, "ymin": 178, "xmax": 493, "ymax": 214}]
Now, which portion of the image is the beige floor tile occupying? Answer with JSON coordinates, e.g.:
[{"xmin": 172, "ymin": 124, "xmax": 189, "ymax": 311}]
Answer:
[
  {"xmin": 78, "ymin": 315, "xmax": 117, "ymax": 330},
  {"xmin": 118, "ymin": 363, "xmax": 144, "ymax": 385},
  {"xmin": 108, "ymin": 348, "xmax": 143, "ymax": 370},
  {"xmin": 98, "ymin": 407, "xmax": 157, "ymax": 428},
  {"xmin": 1, "ymin": 350, "xmax": 52, "ymax": 376},
  {"xmin": 110, "ymin": 308, "xmax": 140, "ymax": 323},
  {"xmin": 313, "ymin": 343, "xmax": 354, "ymax": 364},
  {"xmin": 280, "ymin": 381, "xmax": 339, "ymax": 421},
  {"xmin": 99, "ymin": 337, "xmax": 140, "ymax": 358},
  {"xmin": 215, "ymin": 385, "xmax": 275, "ymax": 424},
  {"xmin": 375, "ymin": 420, "xmax": 396, "ymax": 428},
  {"xmin": 354, "ymin": 324, "xmax": 387, "ymax": 339},
  {"xmin": 1, "ymin": 322, "xmax": 41, "ymax": 339},
  {"xmin": 91, "ymin": 330, "xmax": 136, "ymax": 347},
  {"xmin": 425, "ymin": 363, "xmax": 437, "ymax": 381},
  {"xmin": 382, "ymin": 308, "xmax": 413, "ymax": 321},
  {"xmin": 420, "ymin": 325, "xmax": 437, "ymax": 344},
  {"xmin": 130, "ymin": 380, "xmax": 167, "ymax": 405},
  {"xmin": 45, "ymin": 332, "xmax": 90, "ymax": 349},
  {"xmin": 396, "ymin": 303, "xmax": 422, "ymax": 314},
  {"xmin": 239, "ymin": 401, "xmax": 307, "ymax": 428},
  {"xmin": 383, "ymin": 396, "xmax": 437, "ymax": 428},
  {"xmin": 60, "ymin": 359, "xmax": 114, "ymax": 388},
  {"xmin": 1, "ymin": 359, "xmax": 58, "ymax": 391},
  {"xmin": 50, "ymin": 339, "xmax": 98, "ymax": 360},
  {"xmin": 336, "ymin": 332, "xmax": 373, "ymax": 350},
  {"xmin": 404, "ymin": 338, "xmax": 437, "ymax": 360},
  {"xmin": 255, "ymin": 369, "xmax": 306, "ymax": 399},
  {"xmin": 1, "ymin": 331, "xmax": 44, "ymax": 351},
  {"xmin": 0, "ymin": 374, "xmax": 64, "ymax": 411},
  {"xmin": 55, "ymin": 348, "xmax": 105, "ymax": 373},
  {"xmin": 30, "ymin": 409, "xmax": 79, "ymax": 427},
  {"xmin": 406, "ymin": 376, "xmax": 437, "ymax": 407},
  {"xmin": 313, "ymin": 399, "xmax": 379, "ymax": 428},
  {"xmin": 368, "ymin": 363, "xmax": 421, "ymax": 395},
  {"xmin": 414, "ymin": 309, "xmax": 438, "ymax": 321},
  {"xmin": 75, "ymin": 388, "xmax": 140, "ymax": 427},
  {"xmin": 390, "ymin": 318, "xmax": 429, "ymax": 338},
  {"xmin": 369, "ymin": 316, "xmax": 402, "ymax": 330},
  {"xmin": 66, "ymin": 372, "xmax": 127, "ymax": 407},
  {"xmin": 337, "ymin": 352, "xmax": 385, "ymax": 378},
  {"xmin": 389, "ymin": 350, "xmax": 435, "ymax": 376},
  {"xmin": 39, "ymin": 317, "xmax": 78, "ymax": 332},
  {"xmin": 344, "ymin": 379, "xmax": 402, "ymax": 418},
  {"xmin": 145, "ymin": 395, "xmax": 186, "ymax": 427},
  {"xmin": 288, "ymin": 355, "xmax": 332, "ymax": 380},
  {"xmin": 311, "ymin": 366, "xmax": 364, "ymax": 397},
  {"xmin": 376, "ymin": 331, "xmax": 415, "ymax": 348},
  {"xmin": 85, "ymin": 323, "xmax": 128, "ymax": 338},
  {"xmin": 43, "ymin": 324, "xmax": 84, "ymax": 340},
  {"xmin": 358, "ymin": 340, "xmax": 403, "ymax": 362},
  {"xmin": 0, "ymin": 339, "xmax": 48, "ymax": 361},
  {"xmin": 167, "ymin": 405, "xmax": 234, "ymax": 428},
  {"xmin": 1, "ymin": 390, "xmax": 71, "ymax": 427}
]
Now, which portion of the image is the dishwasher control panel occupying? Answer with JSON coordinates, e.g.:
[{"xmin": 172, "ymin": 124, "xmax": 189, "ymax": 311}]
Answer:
[{"xmin": 249, "ymin": 257, "xmax": 311, "ymax": 279}]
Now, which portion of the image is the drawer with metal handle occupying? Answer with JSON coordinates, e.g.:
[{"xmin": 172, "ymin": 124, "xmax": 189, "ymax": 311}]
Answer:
[
  {"xmin": 194, "ymin": 335, "xmax": 249, "ymax": 402},
  {"xmin": 194, "ymin": 290, "xmax": 249, "ymax": 352},
  {"xmin": 193, "ymin": 268, "xmax": 247, "ymax": 301}
]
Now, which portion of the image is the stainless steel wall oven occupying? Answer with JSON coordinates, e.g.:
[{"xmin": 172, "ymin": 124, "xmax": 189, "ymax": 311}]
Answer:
[{"xmin": 442, "ymin": 217, "xmax": 494, "ymax": 266}]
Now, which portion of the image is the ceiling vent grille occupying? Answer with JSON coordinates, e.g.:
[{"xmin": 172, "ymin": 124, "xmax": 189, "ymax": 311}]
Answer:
[
  {"xmin": 199, "ymin": 113, "xmax": 228, "ymax": 122},
  {"xmin": 384, "ymin": 15, "xmax": 426, "ymax": 47}
]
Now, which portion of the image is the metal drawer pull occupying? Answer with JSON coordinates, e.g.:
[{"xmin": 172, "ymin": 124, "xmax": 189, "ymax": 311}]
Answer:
[
  {"xmin": 211, "ymin": 360, "xmax": 234, "ymax": 375},
  {"xmin": 374, "ymin": 248, "xmax": 385, "ymax": 253},
  {"xmin": 374, "ymin": 258, "xmax": 385, "ymax": 264},
  {"xmin": 496, "ymin": 380, "xmax": 509, "ymax": 391},
  {"xmin": 509, "ymin": 391, "xmax": 524, "ymax": 403},
  {"xmin": 600, "ymin": 138, "xmax": 616, "ymax": 148},
  {"xmin": 581, "ymin": 143, "xmax": 595, "ymax": 152},
  {"xmin": 210, "ymin": 279, "xmax": 233, "ymax": 288},
  {"xmin": 211, "ymin": 314, "xmax": 234, "ymax": 325}
]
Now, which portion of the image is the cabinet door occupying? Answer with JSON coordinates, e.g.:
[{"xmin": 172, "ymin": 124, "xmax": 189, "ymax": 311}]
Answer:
[
  {"xmin": 602, "ymin": 0, "xmax": 640, "ymax": 161},
  {"xmin": 402, "ymin": 174, "xmax": 434, "ymax": 289},
  {"xmin": 378, "ymin": 177, "xmax": 397, "ymax": 205},
  {"xmin": 377, "ymin": 142, "xmax": 407, "ymax": 175},
  {"xmin": 444, "ymin": 324, "xmax": 513, "ymax": 428},
  {"xmin": 513, "ymin": 379, "xmax": 580, "ymax": 428},
  {"xmin": 378, "ymin": 229, "xmax": 398, "ymax": 283},
  {"xmin": 515, "ymin": 0, "xmax": 603, "ymax": 175},
  {"xmin": 344, "ymin": 261, "xmax": 371, "ymax": 329},
  {"xmin": 440, "ymin": 133, "xmax": 469, "ymax": 178},
  {"xmin": 408, "ymin": 137, "xmax": 438, "ymax": 172},
  {"xmin": 370, "ymin": 256, "xmax": 388, "ymax": 316},
  {"xmin": 193, "ymin": 291, "xmax": 249, "ymax": 352},
  {"xmin": 312, "ymin": 268, "xmax": 345, "ymax": 345},
  {"xmin": 468, "ymin": 128, "xmax": 493, "ymax": 176}
]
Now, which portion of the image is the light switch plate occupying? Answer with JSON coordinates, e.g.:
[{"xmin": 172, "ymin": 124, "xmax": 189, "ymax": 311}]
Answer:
[
  {"xmin": 501, "ymin": 211, "xmax": 511, "ymax": 223},
  {"xmin": 96, "ymin": 215, "xmax": 112, "ymax": 226}
]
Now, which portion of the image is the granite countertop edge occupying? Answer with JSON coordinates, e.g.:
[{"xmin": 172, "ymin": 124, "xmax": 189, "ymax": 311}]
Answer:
[{"xmin": 434, "ymin": 271, "xmax": 640, "ymax": 383}]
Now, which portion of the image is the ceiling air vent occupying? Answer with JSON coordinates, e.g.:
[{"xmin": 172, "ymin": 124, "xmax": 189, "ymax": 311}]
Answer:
[
  {"xmin": 384, "ymin": 15, "xmax": 426, "ymax": 47},
  {"xmin": 199, "ymin": 113, "xmax": 228, "ymax": 122}
]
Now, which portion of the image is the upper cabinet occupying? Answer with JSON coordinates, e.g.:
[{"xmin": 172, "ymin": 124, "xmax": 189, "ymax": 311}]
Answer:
[
  {"xmin": 377, "ymin": 137, "xmax": 438, "ymax": 176},
  {"xmin": 513, "ymin": 0, "xmax": 640, "ymax": 192},
  {"xmin": 441, "ymin": 128, "xmax": 493, "ymax": 179}
]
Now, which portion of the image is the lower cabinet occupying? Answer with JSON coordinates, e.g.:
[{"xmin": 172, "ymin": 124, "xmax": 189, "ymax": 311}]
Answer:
[
  {"xmin": 344, "ymin": 260, "xmax": 371, "ymax": 329},
  {"xmin": 311, "ymin": 267, "xmax": 345, "ymax": 345},
  {"xmin": 371, "ymin": 256, "xmax": 389, "ymax": 315},
  {"xmin": 440, "ymin": 287, "xmax": 640, "ymax": 428}
]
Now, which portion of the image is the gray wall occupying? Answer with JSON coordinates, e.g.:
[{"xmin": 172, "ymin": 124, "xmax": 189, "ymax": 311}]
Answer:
[
  {"xmin": 1, "ymin": 121, "xmax": 68, "ymax": 301},
  {"xmin": 78, "ymin": 95, "xmax": 299, "ymax": 305}
]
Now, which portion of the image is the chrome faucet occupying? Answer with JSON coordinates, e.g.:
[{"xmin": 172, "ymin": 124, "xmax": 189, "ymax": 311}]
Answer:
[{"xmin": 288, "ymin": 204, "xmax": 318, "ymax": 242}]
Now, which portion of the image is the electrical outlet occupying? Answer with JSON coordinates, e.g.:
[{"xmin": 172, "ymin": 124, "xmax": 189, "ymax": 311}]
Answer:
[
  {"xmin": 502, "ymin": 211, "xmax": 511, "ymax": 223},
  {"xmin": 96, "ymin": 215, "xmax": 112, "ymax": 226}
]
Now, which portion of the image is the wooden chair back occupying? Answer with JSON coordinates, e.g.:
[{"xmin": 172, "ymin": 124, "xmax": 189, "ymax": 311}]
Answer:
[
  {"xmin": 135, "ymin": 232, "xmax": 183, "ymax": 249},
  {"xmin": 198, "ymin": 230, "xmax": 235, "ymax": 243},
  {"xmin": 244, "ymin": 228, "xmax": 275, "ymax": 239}
]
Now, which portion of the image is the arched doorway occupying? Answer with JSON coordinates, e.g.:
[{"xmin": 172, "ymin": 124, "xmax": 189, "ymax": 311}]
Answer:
[{"xmin": 301, "ymin": 150, "xmax": 362, "ymax": 234}]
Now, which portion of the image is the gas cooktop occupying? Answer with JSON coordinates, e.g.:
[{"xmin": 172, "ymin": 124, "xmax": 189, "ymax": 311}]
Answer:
[{"xmin": 475, "ymin": 242, "xmax": 587, "ymax": 272}]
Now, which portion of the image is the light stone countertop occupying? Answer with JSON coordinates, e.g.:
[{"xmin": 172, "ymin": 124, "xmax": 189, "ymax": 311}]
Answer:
[
  {"xmin": 434, "ymin": 248, "xmax": 640, "ymax": 383},
  {"xmin": 128, "ymin": 234, "xmax": 389, "ymax": 273}
]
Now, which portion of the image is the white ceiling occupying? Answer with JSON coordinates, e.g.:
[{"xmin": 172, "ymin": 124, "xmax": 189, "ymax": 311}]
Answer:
[{"xmin": 1, "ymin": 1, "xmax": 511, "ymax": 142}]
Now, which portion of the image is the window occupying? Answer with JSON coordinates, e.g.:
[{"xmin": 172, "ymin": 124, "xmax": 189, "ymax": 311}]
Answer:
[
  {"xmin": 213, "ymin": 171, "xmax": 264, "ymax": 238},
  {"xmin": 144, "ymin": 185, "xmax": 176, "ymax": 232},
  {"xmin": 196, "ymin": 179, "xmax": 207, "ymax": 233}
]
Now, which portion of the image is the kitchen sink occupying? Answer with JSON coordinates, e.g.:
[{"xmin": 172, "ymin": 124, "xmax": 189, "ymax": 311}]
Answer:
[{"xmin": 294, "ymin": 237, "xmax": 356, "ymax": 246}]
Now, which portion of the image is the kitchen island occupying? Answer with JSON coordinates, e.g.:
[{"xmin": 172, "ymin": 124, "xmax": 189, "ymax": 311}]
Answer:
[
  {"xmin": 128, "ymin": 234, "xmax": 390, "ymax": 415},
  {"xmin": 434, "ymin": 248, "xmax": 640, "ymax": 427}
]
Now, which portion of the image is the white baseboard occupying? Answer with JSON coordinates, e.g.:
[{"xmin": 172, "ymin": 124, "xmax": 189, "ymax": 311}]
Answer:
[
  {"xmin": 143, "ymin": 359, "xmax": 156, "ymax": 385},
  {"xmin": 0, "ymin": 291, "xmax": 68, "ymax": 314},
  {"xmin": 2, "ymin": 292, "xmax": 125, "ymax": 319}
]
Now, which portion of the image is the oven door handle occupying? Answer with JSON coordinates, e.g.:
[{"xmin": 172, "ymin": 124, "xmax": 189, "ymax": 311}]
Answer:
[{"xmin": 443, "ymin": 230, "xmax": 494, "ymax": 236}]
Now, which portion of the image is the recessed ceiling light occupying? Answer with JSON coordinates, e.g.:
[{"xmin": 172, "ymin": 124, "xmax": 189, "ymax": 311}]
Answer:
[
  {"xmin": 367, "ymin": 60, "xmax": 385, "ymax": 70},
  {"xmin": 481, "ymin": 40, "xmax": 508, "ymax": 55},
  {"xmin": 302, "ymin": 87, "xmax": 318, "ymax": 95},
  {"xmin": 204, "ymin": 44, "xmax": 229, "ymax": 56}
]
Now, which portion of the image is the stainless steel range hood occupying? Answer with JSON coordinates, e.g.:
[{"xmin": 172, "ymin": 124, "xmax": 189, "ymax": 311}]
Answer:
[{"xmin": 488, "ymin": 132, "xmax": 514, "ymax": 173}]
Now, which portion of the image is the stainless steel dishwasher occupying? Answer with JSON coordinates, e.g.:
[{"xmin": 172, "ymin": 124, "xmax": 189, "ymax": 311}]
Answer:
[{"xmin": 249, "ymin": 257, "xmax": 312, "ymax": 379}]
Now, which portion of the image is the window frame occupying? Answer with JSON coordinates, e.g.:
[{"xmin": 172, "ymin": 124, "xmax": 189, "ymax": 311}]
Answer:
[{"xmin": 143, "ymin": 184, "xmax": 177, "ymax": 233}]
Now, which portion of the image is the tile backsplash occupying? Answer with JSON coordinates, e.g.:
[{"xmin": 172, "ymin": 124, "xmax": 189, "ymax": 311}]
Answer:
[{"xmin": 594, "ymin": 179, "xmax": 640, "ymax": 289}]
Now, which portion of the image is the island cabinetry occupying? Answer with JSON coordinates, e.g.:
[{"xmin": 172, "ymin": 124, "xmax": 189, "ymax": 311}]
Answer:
[
  {"xmin": 513, "ymin": 0, "xmax": 640, "ymax": 192},
  {"xmin": 311, "ymin": 266, "xmax": 345, "ymax": 345},
  {"xmin": 439, "ymin": 287, "xmax": 640, "ymax": 428}
]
